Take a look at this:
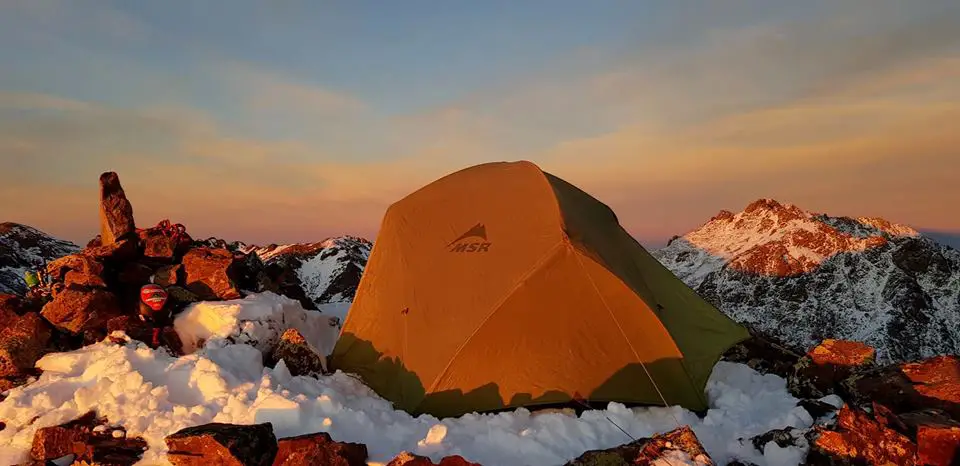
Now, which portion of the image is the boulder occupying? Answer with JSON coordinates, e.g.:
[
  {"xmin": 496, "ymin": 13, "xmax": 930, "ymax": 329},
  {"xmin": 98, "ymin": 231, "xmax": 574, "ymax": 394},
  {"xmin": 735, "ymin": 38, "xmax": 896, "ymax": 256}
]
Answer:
[
  {"xmin": 808, "ymin": 404, "xmax": 918, "ymax": 465},
  {"xmin": 165, "ymin": 422, "xmax": 278, "ymax": 466},
  {"xmin": 853, "ymin": 355, "xmax": 960, "ymax": 420},
  {"xmin": 273, "ymin": 432, "xmax": 367, "ymax": 466},
  {"xmin": 789, "ymin": 339, "xmax": 876, "ymax": 399},
  {"xmin": 98, "ymin": 172, "xmax": 136, "ymax": 246},
  {"xmin": 154, "ymin": 264, "xmax": 182, "ymax": 288},
  {"xmin": 46, "ymin": 254, "xmax": 107, "ymax": 289},
  {"xmin": 268, "ymin": 328, "xmax": 327, "ymax": 376},
  {"xmin": 0, "ymin": 299, "xmax": 16, "ymax": 329},
  {"xmin": 140, "ymin": 227, "xmax": 191, "ymax": 262},
  {"xmin": 41, "ymin": 288, "xmax": 123, "ymax": 334},
  {"xmin": 564, "ymin": 425, "xmax": 714, "ymax": 465},
  {"xmin": 106, "ymin": 316, "xmax": 154, "ymax": 345},
  {"xmin": 181, "ymin": 247, "xmax": 242, "ymax": 300},
  {"xmin": 0, "ymin": 294, "xmax": 27, "ymax": 316},
  {"xmin": 897, "ymin": 410, "xmax": 960, "ymax": 465},
  {"xmin": 0, "ymin": 312, "xmax": 53, "ymax": 377},
  {"xmin": 29, "ymin": 411, "xmax": 146, "ymax": 465},
  {"xmin": 721, "ymin": 327, "xmax": 802, "ymax": 379},
  {"xmin": 386, "ymin": 452, "xmax": 480, "ymax": 466}
]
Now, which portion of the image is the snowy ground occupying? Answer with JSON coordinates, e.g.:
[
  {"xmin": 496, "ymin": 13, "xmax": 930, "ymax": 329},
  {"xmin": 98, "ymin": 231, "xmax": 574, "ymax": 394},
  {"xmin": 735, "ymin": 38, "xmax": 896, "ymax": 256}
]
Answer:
[{"xmin": 0, "ymin": 293, "xmax": 832, "ymax": 466}]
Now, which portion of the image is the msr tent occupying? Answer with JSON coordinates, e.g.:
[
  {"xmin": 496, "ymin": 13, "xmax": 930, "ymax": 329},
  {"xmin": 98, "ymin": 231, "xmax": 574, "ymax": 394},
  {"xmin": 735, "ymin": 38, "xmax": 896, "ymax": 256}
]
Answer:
[{"xmin": 329, "ymin": 160, "xmax": 748, "ymax": 418}]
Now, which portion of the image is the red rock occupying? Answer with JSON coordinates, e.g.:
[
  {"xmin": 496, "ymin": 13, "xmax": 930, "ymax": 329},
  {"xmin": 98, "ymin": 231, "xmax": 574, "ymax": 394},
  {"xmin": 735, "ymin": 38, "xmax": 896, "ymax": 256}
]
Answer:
[
  {"xmin": 387, "ymin": 452, "xmax": 481, "ymax": 466},
  {"xmin": 854, "ymin": 355, "xmax": 960, "ymax": 420},
  {"xmin": 29, "ymin": 412, "xmax": 146, "ymax": 465},
  {"xmin": 0, "ymin": 300, "xmax": 15, "ymax": 329},
  {"xmin": 106, "ymin": 316, "xmax": 154, "ymax": 345},
  {"xmin": 30, "ymin": 425, "xmax": 86, "ymax": 461},
  {"xmin": 0, "ymin": 294, "xmax": 28, "ymax": 316},
  {"xmin": 273, "ymin": 432, "xmax": 367, "ymax": 466},
  {"xmin": 918, "ymin": 423, "xmax": 960, "ymax": 466},
  {"xmin": 789, "ymin": 339, "xmax": 876, "ymax": 398},
  {"xmin": 40, "ymin": 288, "xmax": 123, "ymax": 334},
  {"xmin": 85, "ymin": 237, "xmax": 139, "ymax": 263},
  {"xmin": 0, "ymin": 313, "xmax": 53, "ymax": 377},
  {"xmin": 46, "ymin": 254, "xmax": 107, "ymax": 289},
  {"xmin": 154, "ymin": 264, "xmax": 182, "ymax": 287},
  {"xmin": 165, "ymin": 422, "xmax": 277, "ymax": 466},
  {"xmin": 99, "ymin": 172, "xmax": 136, "ymax": 246},
  {"xmin": 564, "ymin": 426, "xmax": 713, "ymax": 465},
  {"xmin": 268, "ymin": 328, "xmax": 327, "ymax": 376},
  {"xmin": 810, "ymin": 405, "xmax": 918, "ymax": 465},
  {"xmin": 181, "ymin": 247, "xmax": 242, "ymax": 300}
]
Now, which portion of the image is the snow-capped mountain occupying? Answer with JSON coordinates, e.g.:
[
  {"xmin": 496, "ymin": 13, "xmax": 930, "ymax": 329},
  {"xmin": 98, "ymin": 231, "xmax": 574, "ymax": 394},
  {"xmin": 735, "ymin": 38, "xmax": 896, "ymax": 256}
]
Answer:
[
  {"xmin": 654, "ymin": 199, "xmax": 960, "ymax": 364},
  {"xmin": 0, "ymin": 222, "xmax": 79, "ymax": 294},
  {"xmin": 252, "ymin": 236, "xmax": 372, "ymax": 308}
]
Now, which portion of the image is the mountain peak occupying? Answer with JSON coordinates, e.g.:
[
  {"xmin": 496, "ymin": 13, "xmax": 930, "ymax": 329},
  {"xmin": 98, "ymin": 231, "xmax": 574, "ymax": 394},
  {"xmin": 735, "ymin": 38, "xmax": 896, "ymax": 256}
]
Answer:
[{"xmin": 664, "ymin": 199, "xmax": 921, "ymax": 279}]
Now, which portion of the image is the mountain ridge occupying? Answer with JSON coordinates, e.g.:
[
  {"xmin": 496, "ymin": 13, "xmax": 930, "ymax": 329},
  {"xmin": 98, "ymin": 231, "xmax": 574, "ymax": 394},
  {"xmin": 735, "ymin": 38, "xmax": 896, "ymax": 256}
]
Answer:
[{"xmin": 654, "ymin": 198, "xmax": 960, "ymax": 364}]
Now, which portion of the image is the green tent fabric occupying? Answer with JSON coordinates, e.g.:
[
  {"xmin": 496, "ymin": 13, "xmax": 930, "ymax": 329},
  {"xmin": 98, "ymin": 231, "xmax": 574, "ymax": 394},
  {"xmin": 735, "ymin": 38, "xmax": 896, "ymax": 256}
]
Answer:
[{"xmin": 330, "ymin": 160, "xmax": 749, "ymax": 418}]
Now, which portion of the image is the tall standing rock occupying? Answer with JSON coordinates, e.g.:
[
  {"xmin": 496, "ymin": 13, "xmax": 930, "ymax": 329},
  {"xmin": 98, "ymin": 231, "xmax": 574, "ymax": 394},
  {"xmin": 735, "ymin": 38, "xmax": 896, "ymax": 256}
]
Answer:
[{"xmin": 99, "ymin": 172, "xmax": 136, "ymax": 246}]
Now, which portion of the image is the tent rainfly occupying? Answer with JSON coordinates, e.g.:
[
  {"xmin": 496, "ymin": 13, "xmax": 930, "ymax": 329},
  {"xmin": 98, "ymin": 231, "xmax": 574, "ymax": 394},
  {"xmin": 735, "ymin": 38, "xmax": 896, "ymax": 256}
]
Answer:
[{"xmin": 329, "ymin": 160, "xmax": 749, "ymax": 418}]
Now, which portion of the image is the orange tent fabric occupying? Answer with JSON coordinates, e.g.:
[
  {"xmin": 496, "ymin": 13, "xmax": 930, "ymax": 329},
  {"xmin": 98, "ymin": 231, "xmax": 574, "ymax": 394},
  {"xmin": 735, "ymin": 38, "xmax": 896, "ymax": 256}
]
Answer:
[{"xmin": 330, "ymin": 160, "xmax": 748, "ymax": 418}]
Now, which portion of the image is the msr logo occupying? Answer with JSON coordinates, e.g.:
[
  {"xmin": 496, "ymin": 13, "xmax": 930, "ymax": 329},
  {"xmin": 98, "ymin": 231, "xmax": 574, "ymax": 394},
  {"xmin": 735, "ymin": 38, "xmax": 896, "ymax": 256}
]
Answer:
[{"xmin": 447, "ymin": 223, "xmax": 493, "ymax": 253}]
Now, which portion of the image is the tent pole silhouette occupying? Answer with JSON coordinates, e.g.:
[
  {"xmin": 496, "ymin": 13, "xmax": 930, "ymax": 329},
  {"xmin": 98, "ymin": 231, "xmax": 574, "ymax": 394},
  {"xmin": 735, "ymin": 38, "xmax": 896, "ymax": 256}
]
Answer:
[{"xmin": 330, "ymin": 160, "xmax": 749, "ymax": 418}]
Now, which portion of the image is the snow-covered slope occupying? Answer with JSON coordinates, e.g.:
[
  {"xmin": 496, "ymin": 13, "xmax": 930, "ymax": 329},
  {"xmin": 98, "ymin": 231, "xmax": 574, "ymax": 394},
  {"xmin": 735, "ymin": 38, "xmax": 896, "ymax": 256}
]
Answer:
[
  {"xmin": 0, "ymin": 222, "xmax": 79, "ymax": 294},
  {"xmin": 654, "ymin": 199, "xmax": 960, "ymax": 364}
]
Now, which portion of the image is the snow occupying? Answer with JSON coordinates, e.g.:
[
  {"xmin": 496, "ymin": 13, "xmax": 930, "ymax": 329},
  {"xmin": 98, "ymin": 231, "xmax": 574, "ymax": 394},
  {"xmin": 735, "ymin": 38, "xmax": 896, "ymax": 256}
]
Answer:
[
  {"xmin": 297, "ymin": 248, "xmax": 343, "ymax": 305},
  {"xmin": 172, "ymin": 291, "xmax": 341, "ymax": 357},
  {"xmin": 0, "ymin": 293, "xmax": 823, "ymax": 466}
]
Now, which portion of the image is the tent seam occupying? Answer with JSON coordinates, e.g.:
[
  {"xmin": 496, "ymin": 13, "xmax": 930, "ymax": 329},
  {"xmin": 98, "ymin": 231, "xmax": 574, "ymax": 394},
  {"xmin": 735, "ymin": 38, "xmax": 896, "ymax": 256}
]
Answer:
[
  {"xmin": 423, "ymin": 240, "xmax": 567, "ymax": 397},
  {"xmin": 568, "ymin": 242, "xmax": 683, "ymax": 424}
]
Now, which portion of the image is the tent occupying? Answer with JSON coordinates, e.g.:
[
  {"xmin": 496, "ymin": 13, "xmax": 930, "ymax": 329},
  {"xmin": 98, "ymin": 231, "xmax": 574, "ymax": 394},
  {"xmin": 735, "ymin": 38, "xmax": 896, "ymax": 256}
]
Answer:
[{"xmin": 329, "ymin": 160, "xmax": 749, "ymax": 418}]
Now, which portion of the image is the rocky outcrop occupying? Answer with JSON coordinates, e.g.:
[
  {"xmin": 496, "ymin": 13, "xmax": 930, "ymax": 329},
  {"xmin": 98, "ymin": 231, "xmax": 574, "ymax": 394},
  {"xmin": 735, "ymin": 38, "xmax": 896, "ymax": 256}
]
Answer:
[
  {"xmin": 655, "ymin": 198, "xmax": 960, "ymax": 364},
  {"xmin": 789, "ymin": 339, "xmax": 876, "ymax": 399},
  {"xmin": 0, "ymin": 223, "xmax": 79, "ymax": 295},
  {"xmin": 808, "ymin": 404, "xmax": 918, "ymax": 465},
  {"xmin": 165, "ymin": 422, "xmax": 278, "ymax": 466},
  {"xmin": 386, "ymin": 452, "xmax": 481, "ymax": 466},
  {"xmin": 98, "ymin": 172, "xmax": 136, "ymax": 246},
  {"xmin": 273, "ymin": 432, "xmax": 367, "ymax": 466},
  {"xmin": 46, "ymin": 254, "xmax": 107, "ymax": 289},
  {"xmin": 564, "ymin": 426, "xmax": 714, "ymax": 465}
]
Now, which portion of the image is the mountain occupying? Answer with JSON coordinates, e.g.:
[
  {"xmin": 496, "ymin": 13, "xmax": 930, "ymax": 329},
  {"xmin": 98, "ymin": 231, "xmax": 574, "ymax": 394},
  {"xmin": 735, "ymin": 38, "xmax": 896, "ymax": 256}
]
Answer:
[
  {"xmin": 0, "ymin": 222, "xmax": 80, "ymax": 294},
  {"xmin": 654, "ymin": 199, "xmax": 960, "ymax": 364},
  {"xmin": 195, "ymin": 235, "xmax": 373, "ymax": 312}
]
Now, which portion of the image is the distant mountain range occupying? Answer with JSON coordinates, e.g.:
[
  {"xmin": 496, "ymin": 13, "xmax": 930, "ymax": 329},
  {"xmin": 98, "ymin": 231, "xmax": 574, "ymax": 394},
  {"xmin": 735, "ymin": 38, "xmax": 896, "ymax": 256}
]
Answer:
[
  {"xmin": 3, "ymin": 200, "xmax": 958, "ymax": 365},
  {"xmin": 0, "ymin": 223, "xmax": 80, "ymax": 294},
  {"xmin": 653, "ymin": 199, "xmax": 960, "ymax": 364}
]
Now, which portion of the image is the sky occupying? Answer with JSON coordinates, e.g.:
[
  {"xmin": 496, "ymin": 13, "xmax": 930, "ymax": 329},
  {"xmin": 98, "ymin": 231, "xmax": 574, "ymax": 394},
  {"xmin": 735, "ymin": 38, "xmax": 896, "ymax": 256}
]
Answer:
[{"xmin": 1, "ymin": 0, "xmax": 958, "ymax": 247}]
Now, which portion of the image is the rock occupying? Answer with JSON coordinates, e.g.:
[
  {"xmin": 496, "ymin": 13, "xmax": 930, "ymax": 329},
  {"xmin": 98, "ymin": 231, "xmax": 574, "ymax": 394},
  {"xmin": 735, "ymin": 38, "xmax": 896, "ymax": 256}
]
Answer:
[
  {"xmin": 29, "ymin": 412, "xmax": 147, "ymax": 465},
  {"xmin": 273, "ymin": 432, "xmax": 367, "ymax": 466},
  {"xmin": 165, "ymin": 422, "xmax": 278, "ymax": 466},
  {"xmin": 789, "ymin": 339, "xmax": 876, "ymax": 399},
  {"xmin": 749, "ymin": 427, "xmax": 805, "ymax": 452},
  {"xmin": 0, "ymin": 298, "xmax": 16, "ymax": 328},
  {"xmin": 153, "ymin": 264, "xmax": 182, "ymax": 288},
  {"xmin": 159, "ymin": 326, "xmax": 184, "ymax": 356},
  {"xmin": 268, "ymin": 328, "xmax": 327, "ymax": 376},
  {"xmin": 165, "ymin": 286, "xmax": 200, "ymax": 306},
  {"xmin": 118, "ymin": 263, "xmax": 154, "ymax": 287},
  {"xmin": 896, "ymin": 410, "xmax": 960, "ymax": 466},
  {"xmin": 106, "ymin": 316, "xmax": 154, "ymax": 345},
  {"xmin": 564, "ymin": 426, "xmax": 714, "ymax": 465},
  {"xmin": 386, "ymin": 452, "xmax": 481, "ymax": 466},
  {"xmin": 41, "ymin": 288, "xmax": 123, "ymax": 334},
  {"xmin": 0, "ymin": 312, "xmax": 53, "ymax": 377},
  {"xmin": 853, "ymin": 355, "xmax": 960, "ymax": 420},
  {"xmin": 140, "ymin": 227, "xmax": 191, "ymax": 262},
  {"xmin": 809, "ymin": 404, "xmax": 918, "ymax": 465},
  {"xmin": 85, "ymin": 237, "xmax": 139, "ymax": 263},
  {"xmin": 721, "ymin": 326, "xmax": 803, "ymax": 379},
  {"xmin": 46, "ymin": 254, "xmax": 107, "ymax": 289},
  {"xmin": 0, "ymin": 294, "xmax": 27, "ymax": 316},
  {"xmin": 182, "ymin": 247, "xmax": 242, "ymax": 300},
  {"xmin": 98, "ymin": 172, "xmax": 136, "ymax": 246},
  {"xmin": 798, "ymin": 399, "xmax": 841, "ymax": 421}
]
